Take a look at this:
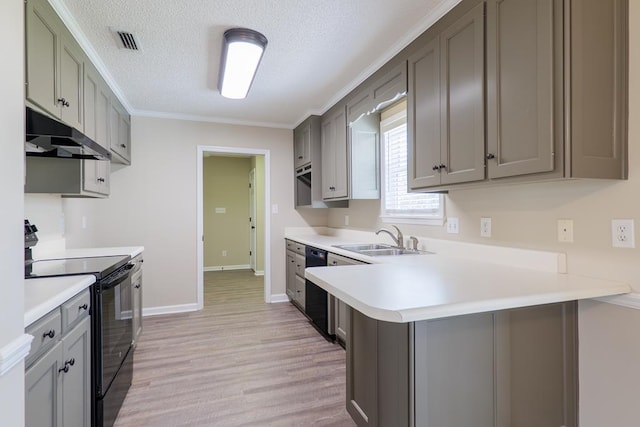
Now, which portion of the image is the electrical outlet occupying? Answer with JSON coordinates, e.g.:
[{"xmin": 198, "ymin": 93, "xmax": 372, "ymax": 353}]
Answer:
[
  {"xmin": 447, "ymin": 217, "xmax": 459, "ymax": 234},
  {"xmin": 612, "ymin": 219, "xmax": 635, "ymax": 248},
  {"xmin": 480, "ymin": 217, "xmax": 492, "ymax": 238},
  {"xmin": 557, "ymin": 219, "xmax": 574, "ymax": 243},
  {"xmin": 222, "ymin": 250, "xmax": 228, "ymax": 256}
]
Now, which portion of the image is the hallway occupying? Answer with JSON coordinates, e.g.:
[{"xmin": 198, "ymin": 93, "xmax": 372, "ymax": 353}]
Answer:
[{"xmin": 115, "ymin": 270, "xmax": 355, "ymax": 426}]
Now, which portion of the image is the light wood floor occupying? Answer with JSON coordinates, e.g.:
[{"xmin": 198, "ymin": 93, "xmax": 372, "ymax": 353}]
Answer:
[{"xmin": 115, "ymin": 270, "xmax": 356, "ymax": 427}]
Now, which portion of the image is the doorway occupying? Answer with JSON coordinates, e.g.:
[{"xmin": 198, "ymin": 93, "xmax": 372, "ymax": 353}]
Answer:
[{"xmin": 196, "ymin": 146, "xmax": 271, "ymax": 310}]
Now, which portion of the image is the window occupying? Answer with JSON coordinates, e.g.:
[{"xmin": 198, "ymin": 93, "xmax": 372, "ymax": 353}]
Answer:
[{"xmin": 380, "ymin": 101, "xmax": 443, "ymax": 225}]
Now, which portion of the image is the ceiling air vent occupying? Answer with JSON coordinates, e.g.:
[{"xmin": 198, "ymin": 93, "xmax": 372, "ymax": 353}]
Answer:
[{"xmin": 114, "ymin": 30, "xmax": 140, "ymax": 51}]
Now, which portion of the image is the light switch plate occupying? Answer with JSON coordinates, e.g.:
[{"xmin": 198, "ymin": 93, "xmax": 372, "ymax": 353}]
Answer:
[{"xmin": 447, "ymin": 217, "xmax": 459, "ymax": 234}]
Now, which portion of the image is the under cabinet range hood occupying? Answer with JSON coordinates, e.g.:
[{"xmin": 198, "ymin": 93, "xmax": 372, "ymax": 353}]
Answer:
[{"xmin": 25, "ymin": 107, "xmax": 111, "ymax": 160}]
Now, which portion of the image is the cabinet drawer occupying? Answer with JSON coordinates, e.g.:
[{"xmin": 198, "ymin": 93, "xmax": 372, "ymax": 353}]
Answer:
[
  {"xmin": 25, "ymin": 308, "xmax": 62, "ymax": 367},
  {"xmin": 295, "ymin": 254, "xmax": 305, "ymax": 277},
  {"xmin": 286, "ymin": 240, "xmax": 306, "ymax": 256},
  {"xmin": 61, "ymin": 289, "xmax": 91, "ymax": 333}
]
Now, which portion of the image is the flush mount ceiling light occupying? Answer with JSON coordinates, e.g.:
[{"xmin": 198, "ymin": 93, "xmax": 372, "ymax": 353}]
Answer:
[{"xmin": 218, "ymin": 28, "xmax": 268, "ymax": 100}]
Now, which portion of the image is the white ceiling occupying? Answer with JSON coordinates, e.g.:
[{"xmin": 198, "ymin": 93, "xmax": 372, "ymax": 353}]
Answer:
[{"xmin": 54, "ymin": 0, "xmax": 461, "ymax": 128}]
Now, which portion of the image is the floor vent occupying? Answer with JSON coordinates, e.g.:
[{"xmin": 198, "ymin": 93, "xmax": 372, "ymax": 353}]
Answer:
[{"xmin": 115, "ymin": 31, "xmax": 140, "ymax": 51}]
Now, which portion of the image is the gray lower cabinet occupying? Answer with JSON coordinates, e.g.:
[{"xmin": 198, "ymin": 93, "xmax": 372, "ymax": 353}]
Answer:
[
  {"xmin": 131, "ymin": 254, "xmax": 144, "ymax": 349},
  {"xmin": 327, "ymin": 253, "xmax": 366, "ymax": 346},
  {"xmin": 285, "ymin": 240, "xmax": 306, "ymax": 311},
  {"xmin": 26, "ymin": 315, "xmax": 91, "ymax": 427},
  {"xmin": 286, "ymin": 250, "xmax": 296, "ymax": 301},
  {"xmin": 408, "ymin": 2, "xmax": 486, "ymax": 190},
  {"xmin": 347, "ymin": 302, "xmax": 577, "ymax": 427}
]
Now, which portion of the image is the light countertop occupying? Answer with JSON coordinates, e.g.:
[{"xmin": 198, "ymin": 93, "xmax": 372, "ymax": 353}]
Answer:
[
  {"xmin": 24, "ymin": 275, "xmax": 95, "ymax": 327},
  {"xmin": 287, "ymin": 233, "xmax": 631, "ymax": 323}
]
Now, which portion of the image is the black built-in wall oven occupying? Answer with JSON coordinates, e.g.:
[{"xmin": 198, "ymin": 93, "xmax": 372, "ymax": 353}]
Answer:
[
  {"xmin": 305, "ymin": 246, "xmax": 334, "ymax": 339},
  {"xmin": 26, "ymin": 253, "xmax": 134, "ymax": 427}
]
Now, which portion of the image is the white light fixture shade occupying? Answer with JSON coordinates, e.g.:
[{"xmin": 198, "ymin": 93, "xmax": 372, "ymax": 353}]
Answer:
[{"xmin": 218, "ymin": 28, "xmax": 268, "ymax": 99}]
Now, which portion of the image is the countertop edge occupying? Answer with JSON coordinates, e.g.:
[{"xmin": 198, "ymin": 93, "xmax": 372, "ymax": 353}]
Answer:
[{"xmin": 24, "ymin": 275, "xmax": 96, "ymax": 327}]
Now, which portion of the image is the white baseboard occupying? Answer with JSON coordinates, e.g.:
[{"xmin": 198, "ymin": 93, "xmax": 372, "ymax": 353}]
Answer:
[
  {"xmin": 254, "ymin": 270, "xmax": 264, "ymax": 276},
  {"xmin": 269, "ymin": 293, "xmax": 289, "ymax": 303},
  {"xmin": 143, "ymin": 303, "xmax": 199, "ymax": 317},
  {"xmin": 204, "ymin": 264, "xmax": 251, "ymax": 272},
  {"xmin": 0, "ymin": 334, "xmax": 34, "ymax": 376}
]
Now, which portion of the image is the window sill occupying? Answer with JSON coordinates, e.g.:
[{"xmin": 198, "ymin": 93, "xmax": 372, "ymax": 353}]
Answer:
[{"xmin": 380, "ymin": 216, "xmax": 444, "ymax": 226}]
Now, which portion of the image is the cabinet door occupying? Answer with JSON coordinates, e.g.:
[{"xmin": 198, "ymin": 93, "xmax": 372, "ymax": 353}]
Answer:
[
  {"xmin": 495, "ymin": 303, "xmax": 577, "ymax": 427},
  {"xmin": 110, "ymin": 97, "xmax": 131, "ymax": 163},
  {"xmin": 132, "ymin": 269, "xmax": 143, "ymax": 347},
  {"xmin": 439, "ymin": 3, "xmax": 486, "ymax": 185},
  {"xmin": 293, "ymin": 125, "xmax": 310, "ymax": 168},
  {"xmin": 82, "ymin": 160, "xmax": 109, "ymax": 196},
  {"xmin": 486, "ymin": 0, "xmax": 559, "ymax": 179},
  {"xmin": 84, "ymin": 61, "xmax": 110, "ymax": 150},
  {"xmin": 407, "ymin": 37, "xmax": 441, "ymax": 190},
  {"xmin": 570, "ymin": 0, "xmax": 627, "ymax": 179},
  {"xmin": 347, "ymin": 309, "xmax": 378, "ymax": 426},
  {"xmin": 349, "ymin": 113, "xmax": 380, "ymax": 199},
  {"xmin": 25, "ymin": 342, "xmax": 63, "ymax": 427},
  {"xmin": 294, "ymin": 275, "xmax": 306, "ymax": 310},
  {"xmin": 25, "ymin": 0, "xmax": 63, "ymax": 117},
  {"xmin": 59, "ymin": 33, "xmax": 84, "ymax": 131},
  {"xmin": 286, "ymin": 250, "xmax": 296, "ymax": 301},
  {"xmin": 321, "ymin": 107, "xmax": 348, "ymax": 200},
  {"xmin": 414, "ymin": 312, "xmax": 495, "ymax": 427},
  {"xmin": 336, "ymin": 299, "xmax": 350, "ymax": 345},
  {"xmin": 60, "ymin": 317, "xmax": 91, "ymax": 427}
]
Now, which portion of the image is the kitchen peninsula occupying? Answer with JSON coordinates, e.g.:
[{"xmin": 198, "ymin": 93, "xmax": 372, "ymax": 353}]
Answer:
[{"xmin": 292, "ymin": 232, "xmax": 630, "ymax": 427}]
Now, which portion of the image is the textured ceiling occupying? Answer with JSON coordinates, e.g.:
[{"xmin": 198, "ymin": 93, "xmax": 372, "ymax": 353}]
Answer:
[{"xmin": 54, "ymin": 0, "xmax": 461, "ymax": 128}]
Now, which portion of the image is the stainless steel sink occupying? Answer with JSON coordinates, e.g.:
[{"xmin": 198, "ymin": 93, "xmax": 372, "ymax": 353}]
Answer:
[
  {"xmin": 357, "ymin": 248, "xmax": 421, "ymax": 256},
  {"xmin": 333, "ymin": 243, "xmax": 396, "ymax": 251},
  {"xmin": 332, "ymin": 244, "xmax": 430, "ymax": 257}
]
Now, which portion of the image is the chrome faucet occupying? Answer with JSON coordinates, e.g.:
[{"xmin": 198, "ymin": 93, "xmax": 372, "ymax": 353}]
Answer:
[{"xmin": 375, "ymin": 225, "xmax": 404, "ymax": 248}]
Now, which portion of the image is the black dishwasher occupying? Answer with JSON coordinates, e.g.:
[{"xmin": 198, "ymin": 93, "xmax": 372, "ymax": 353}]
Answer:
[{"xmin": 305, "ymin": 246, "xmax": 333, "ymax": 340}]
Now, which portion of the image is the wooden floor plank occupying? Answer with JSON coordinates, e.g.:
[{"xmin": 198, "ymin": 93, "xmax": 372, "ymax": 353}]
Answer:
[{"xmin": 114, "ymin": 270, "xmax": 356, "ymax": 427}]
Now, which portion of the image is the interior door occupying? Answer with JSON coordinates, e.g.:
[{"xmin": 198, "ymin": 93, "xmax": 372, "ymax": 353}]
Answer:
[{"xmin": 249, "ymin": 168, "xmax": 257, "ymax": 272}]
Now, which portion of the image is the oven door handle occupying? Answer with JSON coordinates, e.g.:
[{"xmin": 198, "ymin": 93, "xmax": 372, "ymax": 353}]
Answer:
[{"xmin": 101, "ymin": 264, "xmax": 134, "ymax": 290}]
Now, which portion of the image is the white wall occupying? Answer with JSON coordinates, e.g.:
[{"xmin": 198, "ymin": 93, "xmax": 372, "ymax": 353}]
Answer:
[
  {"xmin": 63, "ymin": 116, "xmax": 328, "ymax": 310},
  {"xmin": 0, "ymin": 0, "xmax": 26, "ymax": 424}
]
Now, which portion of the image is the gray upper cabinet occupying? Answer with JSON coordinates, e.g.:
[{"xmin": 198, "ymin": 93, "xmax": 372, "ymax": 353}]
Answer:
[
  {"xmin": 26, "ymin": 156, "xmax": 110, "ymax": 197},
  {"xmin": 569, "ymin": 0, "xmax": 627, "ymax": 179},
  {"xmin": 321, "ymin": 104, "xmax": 349, "ymax": 200},
  {"xmin": 84, "ymin": 61, "xmax": 110, "ymax": 149},
  {"xmin": 408, "ymin": 3, "xmax": 486, "ymax": 190},
  {"xmin": 294, "ymin": 121, "xmax": 311, "ymax": 168},
  {"xmin": 26, "ymin": 0, "xmax": 84, "ymax": 131},
  {"xmin": 486, "ymin": 0, "xmax": 561, "ymax": 179},
  {"xmin": 110, "ymin": 96, "xmax": 132, "ymax": 165}
]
